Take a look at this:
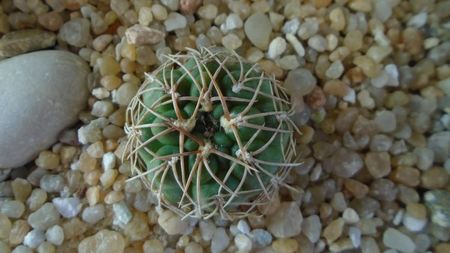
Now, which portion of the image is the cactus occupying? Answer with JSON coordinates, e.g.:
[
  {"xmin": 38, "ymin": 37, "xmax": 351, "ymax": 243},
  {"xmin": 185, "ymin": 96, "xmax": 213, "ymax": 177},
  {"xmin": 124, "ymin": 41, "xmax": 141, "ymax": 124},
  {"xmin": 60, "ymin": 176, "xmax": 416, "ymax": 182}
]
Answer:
[{"xmin": 124, "ymin": 48, "xmax": 299, "ymax": 219}]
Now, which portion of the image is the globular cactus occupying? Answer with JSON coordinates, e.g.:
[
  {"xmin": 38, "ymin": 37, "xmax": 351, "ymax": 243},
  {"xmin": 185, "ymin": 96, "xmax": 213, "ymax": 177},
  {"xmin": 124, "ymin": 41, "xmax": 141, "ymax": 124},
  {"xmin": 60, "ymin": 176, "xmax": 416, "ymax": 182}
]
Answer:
[{"xmin": 125, "ymin": 48, "xmax": 299, "ymax": 219}]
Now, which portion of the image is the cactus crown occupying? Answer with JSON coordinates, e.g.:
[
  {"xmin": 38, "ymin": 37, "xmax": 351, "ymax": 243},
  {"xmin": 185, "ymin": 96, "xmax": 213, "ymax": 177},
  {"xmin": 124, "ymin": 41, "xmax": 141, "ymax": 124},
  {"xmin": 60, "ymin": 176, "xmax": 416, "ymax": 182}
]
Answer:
[{"xmin": 125, "ymin": 48, "xmax": 299, "ymax": 219}]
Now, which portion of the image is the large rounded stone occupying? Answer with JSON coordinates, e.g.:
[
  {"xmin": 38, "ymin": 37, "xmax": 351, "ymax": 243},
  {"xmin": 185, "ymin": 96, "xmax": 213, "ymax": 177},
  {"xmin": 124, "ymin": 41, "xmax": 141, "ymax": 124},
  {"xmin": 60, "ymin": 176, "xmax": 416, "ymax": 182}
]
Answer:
[{"xmin": 0, "ymin": 50, "xmax": 89, "ymax": 168}]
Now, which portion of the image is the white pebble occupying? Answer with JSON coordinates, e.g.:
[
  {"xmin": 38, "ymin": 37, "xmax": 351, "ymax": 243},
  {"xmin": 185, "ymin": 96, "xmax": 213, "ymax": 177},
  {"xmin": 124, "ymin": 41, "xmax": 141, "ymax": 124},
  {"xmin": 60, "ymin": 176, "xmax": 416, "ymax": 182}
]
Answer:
[
  {"xmin": 234, "ymin": 233, "xmax": 252, "ymax": 252},
  {"xmin": 237, "ymin": 220, "xmax": 250, "ymax": 234},
  {"xmin": 23, "ymin": 229, "xmax": 45, "ymax": 248},
  {"xmin": 46, "ymin": 225, "xmax": 64, "ymax": 246},
  {"xmin": 342, "ymin": 208, "xmax": 360, "ymax": 224},
  {"xmin": 200, "ymin": 220, "xmax": 216, "ymax": 241},
  {"xmin": 82, "ymin": 204, "xmax": 106, "ymax": 224},
  {"xmin": 286, "ymin": 33, "xmax": 305, "ymax": 57},
  {"xmin": 308, "ymin": 35, "xmax": 327, "ymax": 52},
  {"xmin": 325, "ymin": 60, "xmax": 344, "ymax": 79},
  {"xmin": 164, "ymin": 12, "xmax": 187, "ymax": 31},
  {"xmin": 92, "ymin": 88, "xmax": 110, "ymax": 99},
  {"xmin": 222, "ymin": 33, "xmax": 242, "ymax": 50},
  {"xmin": 223, "ymin": 13, "xmax": 243, "ymax": 31},
  {"xmin": 282, "ymin": 18, "xmax": 300, "ymax": 34},
  {"xmin": 211, "ymin": 228, "xmax": 230, "ymax": 253},
  {"xmin": 52, "ymin": 197, "xmax": 82, "ymax": 218},
  {"xmin": 102, "ymin": 152, "xmax": 116, "ymax": 170},
  {"xmin": 267, "ymin": 37, "xmax": 287, "ymax": 59},
  {"xmin": 408, "ymin": 12, "xmax": 428, "ymax": 28}
]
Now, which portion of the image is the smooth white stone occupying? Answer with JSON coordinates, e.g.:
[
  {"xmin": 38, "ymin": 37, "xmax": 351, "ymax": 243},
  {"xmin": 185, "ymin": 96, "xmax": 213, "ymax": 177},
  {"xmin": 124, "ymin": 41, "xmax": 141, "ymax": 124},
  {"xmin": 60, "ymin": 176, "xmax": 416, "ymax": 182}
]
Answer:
[{"xmin": 0, "ymin": 50, "xmax": 89, "ymax": 168}]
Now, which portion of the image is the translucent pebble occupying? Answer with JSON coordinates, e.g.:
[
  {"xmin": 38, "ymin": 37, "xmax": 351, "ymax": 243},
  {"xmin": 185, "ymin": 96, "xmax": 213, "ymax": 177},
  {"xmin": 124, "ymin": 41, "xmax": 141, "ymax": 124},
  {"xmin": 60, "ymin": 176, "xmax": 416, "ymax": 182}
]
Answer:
[
  {"xmin": 197, "ymin": 4, "xmax": 218, "ymax": 20},
  {"xmin": 0, "ymin": 200, "xmax": 25, "ymax": 218},
  {"xmin": 211, "ymin": 228, "xmax": 230, "ymax": 253},
  {"xmin": 370, "ymin": 134, "xmax": 393, "ymax": 152},
  {"xmin": 267, "ymin": 202, "xmax": 303, "ymax": 238},
  {"xmin": 58, "ymin": 18, "xmax": 91, "ymax": 47},
  {"xmin": 286, "ymin": 33, "xmax": 305, "ymax": 57},
  {"xmin": 301, "ymin": 215, "xmax": 321, "ymax": 243},
  {"xmin": 221, "ymin": 33, "xmax": 242, "ymax": 50},
  {"xmin": 383, "ymin": 228, "xmax": 416, "ymax": 253},
  {"xmin": 143, "ymin": 239, "xmax": 164, "ymax": 253},
  {"xmin": 37, "ymin": 242, "xmax": 55, "ymax": 253},
  {"xmin": 27, "ymin": 203, "xmax": 60, "ymax": 230},
  {"xmin": 110, "ymin": 0, "xmax": 130, "ymax": 16},
  {"xmin": 297, "ymin": 18, "xmax": 319, "ymax": 40},
  {"xmin": 223, "ymin": 13, "xmax": 243, "ymax": 31},
  {"xmin": 282, "ymin": 18, "xmax": 300, "ymax": 34},
  {"xmin": 323, "ymin": 218, "xmax": 345, "ymax": 244},
  {"xmin": 308, "ymin": 35, "xmax": 327, "ymax": 52},
  {"xmin": 185, "ymin": 242, "xmax": 203, "ymax": 253},
  {"xmin": 329, "ymin": 7, "xmax": 346, "ymax": 31},
  {"xmin": 272, "ymin": 238, "xmax": 298, "ymax": 253},
  {"xmin": 52, "ymin": 197, "xmax": 82, "ymax": 218},
  {"xmin": 23, "ymin": 229, "xmax": 45, "ymax": 248},
  {"xmin": 235, "ymin": 233, "xmax": 252, "ymax": 251},
  {"xmin": 115, "ymin": 83, "xmax": 139, "ymax": 106},
  {"xmin": 374, "ymin": 0, "xmax": 393, "ymax": 22},
  {"xmin": 82, "ymin": 204, "xmax": 105, "ymax": 224},
  {"xmin": 40, "ymin": 174, "xmax": 65, "ymax": 193},
  {"xmin": 157, "ymin": 209, "xmax": 193, "ymax": 235},
  {"xmin": 35, "ymin": 151, "xmax": 60, "ymax": 170},
  {"xmin": 78, "ymin": 230, "xmax": 125, "ymax": 253},
  {"xmin": 324, "ymin": 148, "xmax": 363, "ymax": 178},
  {"xmin": 164, "ymin": 12, "xmax": 187, "ymax": 31},
  {"xmin": 11, "ymin": 245, "xmax": 32, "ymax": 253},
  {"xmin": 374, "ymin": 110, "xmax": 397, "ymax": 132},
  {"xmin": 408, "ymin": 12, "xmax": 428, "ymax": 28},
  {"xmin": 250, "ymin": 229, "xmax": 272, "ymax": 248},
  {"xmin": 348, "ymin": 227, "xmax": 361, "ymax": 247},
  {"xmin": 326, "ymin": 60, "xmax": 344, "ymax": 79},
  {"xmin": 200, "ymin": 220, "xmax": 216, "ymax": 241},
  {"xmin": 284, "ymin": 68, "xmax": 317, "ymax": 96},
  {"xmin": 267, "ymin": 37, "xmax": 287, "ymax": 59},
  {"xmin": 45, "ymin": 225, "xmax": 64, "ymax": 246}
]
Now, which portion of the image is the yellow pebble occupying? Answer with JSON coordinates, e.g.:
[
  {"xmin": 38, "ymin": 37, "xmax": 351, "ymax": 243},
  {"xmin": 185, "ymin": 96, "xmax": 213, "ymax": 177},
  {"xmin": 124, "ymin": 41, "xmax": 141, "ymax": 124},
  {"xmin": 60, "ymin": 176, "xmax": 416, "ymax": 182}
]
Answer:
[{"xmin": 272, "ymin": 238, "xmax": 298, "ymax": 253}]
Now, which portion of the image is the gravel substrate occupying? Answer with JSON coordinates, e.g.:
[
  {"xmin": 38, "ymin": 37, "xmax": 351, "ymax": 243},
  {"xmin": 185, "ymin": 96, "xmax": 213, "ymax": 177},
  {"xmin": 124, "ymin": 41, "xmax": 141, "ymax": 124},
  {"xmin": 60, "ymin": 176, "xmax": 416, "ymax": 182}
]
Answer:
[{"xmin": 0, "ymin": 0, "xmax": 450, "ymax": 253}]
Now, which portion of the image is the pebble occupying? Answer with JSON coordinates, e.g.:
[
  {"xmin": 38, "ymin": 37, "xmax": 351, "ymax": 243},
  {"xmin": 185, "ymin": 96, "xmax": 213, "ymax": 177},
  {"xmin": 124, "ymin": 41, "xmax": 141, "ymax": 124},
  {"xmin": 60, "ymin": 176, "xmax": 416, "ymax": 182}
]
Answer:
[
  {"xmin": 348, "ymin": 227, "xmax": 361, "ymax": 247},
  {"xmin": 284, "ymin": 68, "xmax": 317, "ymax": 96},
  {"xmin": 424, "ymin": 190, "xmax": 450, "ymax": 227},
  {"xmin": 223, "ymin": 13, "xmax": 243, "ymax": 31},
  {"xmin": 343, "ymin": 208, "xmax": 360, "ymax": 224},
  {"xmin": 222, "ymin": 33, "xmax": 242, "ymax": 50},
  {"xmin": 78, "ymin": 229, "xmax": 125, "ymax": 253},
  {"xmin": 237, "ymin": 220, "xmax": 250, "ymax": 234},
  {"xmin": 324, "ymin": 148, "xmax": 363, "ymax": 178},
  {"xmin": 0, "ymin": 29, "xmax": 56, "ymax": 58},
  {"xmin": 197, "ymin": 4, "xmax": 218, "ymax": 20},
  {"xmin": 267, "ymin": 202, "xmax": 303, "ymax": 238},
  {"xmin": 235, "ymin": 233, "xmax": 252, "ymax": 251},
  {"xmin": 125, "ymin": 24, "xmax": 165, "ymax": 45},
  {"xmin": 38, "ymin": 11, "xmax": 63, "ymax": 31},
  {"xmin": 23, "ymin": 229, "xmax": 45, "ymax": 249},
  {"xmin": 82, "ymin": 204, "xmax": 105, "ymax": 224},
  {"xmin": 297, "ymin": 18, "xmax": 319, "ymax": 40},
  {"xmin": 282, "ymin": 18, "xmax": 300, "ymax": 34},
  {"xmin": 323, "ymin": 218, "xmax": 345, "ymax": 244},
  {"xmin": 0, "ymin": 51, "xmax": 89, "ymax": 168},
  {"xmin": 286, "ymin": 33, "xmax": 305, "ymax": 57},
  {"xmin": 428, "ymin": 132, "xmax": 450, "ymax": 163},
  {"xmin": 211, "ymin": 228, "xmax": 230, "ymax": 253},
  {"xmin": 199, "ymin": 220, "xmax": 216, "ymax": 241},
  {"xmin": 308, "ymin": 35, "xmax": 327, "ymax": 52},
  {"xmin": 365, "ymin": 152, "xmax": 391, "ymax": 178},
  {"xmin": 164, "ymin": 12, "xmax": 187, "ymax": 31},
  {"xmin": 267, "ymin": 37, "xmax": 287, "ymax": 59},
  {"xmin": 157, "ymin": 209, "xmax": 192, "ymax": 235},
  {"xmin": 302, "ymin": 215, "xmax": 321, "ymax": 243},
  {"xmin": 40, "ymin": 175, "xmax": 65, "ymax": 193},
  {"xmin": 58, "ymin": 18, "xmax": 91, "ymax": 47},
  {"xmin": 110, "ymin": 0, "xmax": 130, "ymax": 15},
  {"xmin": 382, "ymin": 228, "xmax": 416, "ymax": 253},
  {"xmin": 250, "ymin": 229, "xmax": 272, "ymax": 248},
  {"xmin": 185, "ymin": 242, "xmax": 203, "ymax": 253},
  {"xmin": 12, "ymin": 245, "xmax": 32, "ymax": 253},
  {"xmin": 0, "ymin": 200, "xmax": 25, "ymax": 218},
  {"xmin": 27, "ymin": 203, "xmax": 60, "ymax": 230},
  {"xmin": 11, "ymin": 178, "xmax": 31, "ymax": 202},
  {"xmin": 9, "ymin": 220, "xmax": 30, "ymax": 245},
  {"xmin": 245, "ymin": 12, "xmax": 272, "ymax": 50},
  {"xmin": 272, "ymin": 238, "xmax": 298, "ymax": 253},
  {"xmin": 0, "ymin": 214, "xmax": 11, "ymax": 239},
  {"xmin": 52, "ymin": 197, "xmax": 82, "ymax": 218},
  {"xmin": 45, "ymin": 225, "xmax": 64, "ymax": 246},
  {"xmin": 326, "ymin": 60, "xmax": 345, "ymax": 79}
]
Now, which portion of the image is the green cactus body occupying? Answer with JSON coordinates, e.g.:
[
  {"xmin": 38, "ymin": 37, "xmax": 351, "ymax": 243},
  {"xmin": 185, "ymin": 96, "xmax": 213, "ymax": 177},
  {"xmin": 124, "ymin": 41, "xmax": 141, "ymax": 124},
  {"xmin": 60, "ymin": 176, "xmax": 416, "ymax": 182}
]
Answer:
[{"xmin": 125, "ymin": 48, "xmax": 297, "ymax": 219}]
